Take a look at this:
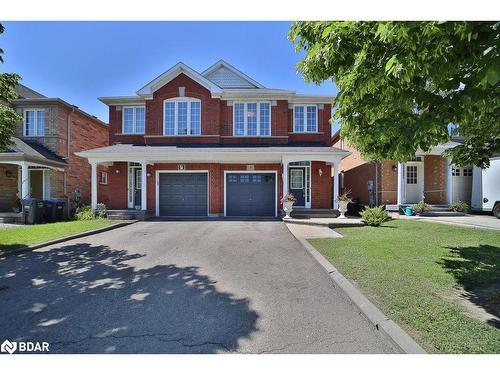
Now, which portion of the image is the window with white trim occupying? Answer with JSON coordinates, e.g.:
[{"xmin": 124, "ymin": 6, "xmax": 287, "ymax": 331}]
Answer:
[
  {"xmin": 233, "ymin": 102, "xmax": 271, "ymax": 136},
  {"xmin": 122, "ymin": 106, "xmax": 145, "ymax": 134},
  {"xmin": 24, "ymin": 109, "xmax": 46, "ymax": 136},
  {"xmin": 293, "ymin": 105, "xmax": 318, "ymax": 132},
  {"xmin": 99, "ymin": 171, "xmax": 108, "ymax": 185},
  {"xmin": 163, "ymin": 98, "xmax": 201, "ymax": 136}
]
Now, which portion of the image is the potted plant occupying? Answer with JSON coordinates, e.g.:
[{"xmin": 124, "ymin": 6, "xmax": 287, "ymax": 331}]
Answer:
[
  {"xmin": 336, "ymin": 189, "xmax": 352, "ymax": 218},
  {"xmin": 281, "ymin": 192, "xmax": 296, "ymax": 219},
  {"xmin": 412, "ymin": 200, "xmax": 432, "ymax": 215}
]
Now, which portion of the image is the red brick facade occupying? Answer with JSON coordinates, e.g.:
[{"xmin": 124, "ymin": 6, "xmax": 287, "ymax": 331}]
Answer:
[
  {"xmin": 105, "ymin": 161, "xmax": 332, "ymax": 215},
  {"xmin": 333, "ymin": 135, "xmax": 449, "ymax": 206},
  {"xmin": 7, "ymin": 99, "xmax": 109, "ymax": 213},
  {"xmin": 97, "ymin": 65, "xmax": 339, "ymax": 215}
]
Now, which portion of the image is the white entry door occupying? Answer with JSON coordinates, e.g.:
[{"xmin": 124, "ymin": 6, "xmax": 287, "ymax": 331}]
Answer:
[
  {"xmin": 405, "ymin": 163, "xmax": 424, "ymax": 203},
  {"xmin": 452, "ymin": 166, "xmax": 473, "ymax": 204}
]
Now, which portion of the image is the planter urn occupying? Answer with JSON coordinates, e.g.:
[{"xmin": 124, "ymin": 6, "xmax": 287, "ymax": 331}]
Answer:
[
  {"xmin": 283, "ymin": 201, "xmax": 294, "ymax": 219},
  {"xmin": 338, "ymin": 200, "xmax": 349, "ymax": 218}
]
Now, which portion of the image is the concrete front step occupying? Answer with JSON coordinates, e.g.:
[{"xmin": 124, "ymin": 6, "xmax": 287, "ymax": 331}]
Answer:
[
  {"xmin": 0, "ymin": 212, "xmax": 23, "ymax": 224},
  {"xmin": 418, "ymin": 211, "xmax": 466, "ymax": 217},
  {"xmin": 291, "ymin": 208, "xmax": 340, "ymax": 219},
  {"xmin": 107, "ymin": 210, "xmax": 147, "ymax": 221}
]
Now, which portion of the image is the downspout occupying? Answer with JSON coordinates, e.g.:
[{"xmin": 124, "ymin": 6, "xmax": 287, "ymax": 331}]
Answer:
[
  {"xmin": 65, "ymin": 107, "xmax": 74, "ymax": 214},
  {"xmin": 374, "ymin": 161, "xmax": 379, "ymax": 206}
]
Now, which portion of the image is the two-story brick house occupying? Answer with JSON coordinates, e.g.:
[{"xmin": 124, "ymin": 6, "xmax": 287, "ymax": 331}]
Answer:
[
  {"xmin": 332, "ymin": 131, "xmax": 474, "ymax": 209},
  {"xmin": 0, "ymin": 84, "xmax": 109, "ymax": 218},
  {"xmin": 77, "ymin": 61, "xmax": 349, "ymax": 217}
]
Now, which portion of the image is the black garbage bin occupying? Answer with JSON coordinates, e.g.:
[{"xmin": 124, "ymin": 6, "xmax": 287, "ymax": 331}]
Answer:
[
  {"xmin": 21, "ymin": 198, "xmax": 44, "ymax": 225},
  {"xmin": 42, "ymin": 200, "xmax": 55, "ymax": 223},
  {"xmin": 49, "ymin": 198, "xmax": 67, "ymax": 221},
  {"xmin": 347, "ymin": 198, "xmax": 362, "ymax": 216}
]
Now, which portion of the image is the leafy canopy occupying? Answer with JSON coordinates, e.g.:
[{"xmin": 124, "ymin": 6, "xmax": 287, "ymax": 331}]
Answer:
[
  {"xmin": 289, "ymin": 21, "xmax": 500, "ymax": 168},
  {"xmin": 0, "ymin": 23, "xmax": 22, "ymax": 151}
]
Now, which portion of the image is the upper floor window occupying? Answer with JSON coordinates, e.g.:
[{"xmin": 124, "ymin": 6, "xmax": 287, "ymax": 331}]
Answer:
[
  {"xmin": 233, "ymin": 102, "xmax": 271, "ymax": 136},
  {"xmin": 24, "ymin": 109, "xmax": 46, "ymax": 136},
  {"xmin": 122, "ymin": 106, "xmax": 145, "ymax": 134},
  {"xmin": 164, "ymin": 98, "xmax": 201, "ymax": 136},
  {"xmin": 293, "ymin": 105, "xmax": 318, "ymax": 133}
]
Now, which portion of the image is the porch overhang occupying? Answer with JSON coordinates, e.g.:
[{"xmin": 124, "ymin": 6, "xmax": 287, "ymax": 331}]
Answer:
[
  {"xmin": 0, "ymin": 137, "xmax": 67, "ymax": 171},
  {"xmin": 75, "ymin": 144, "xmax": 351, "ymax": 165},
  {"xmin": 416, "ymin": 141, "xmax": 461, "ymax": 156}
]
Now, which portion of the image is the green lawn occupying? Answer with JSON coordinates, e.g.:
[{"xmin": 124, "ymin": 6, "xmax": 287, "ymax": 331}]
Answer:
[
  {"xmin": 310, "ymin": 219, "xmax": 500, "ymax": 353},
  {"xmin": 0, "ymin": 219, "xmax": 117, "ymax": 253}
]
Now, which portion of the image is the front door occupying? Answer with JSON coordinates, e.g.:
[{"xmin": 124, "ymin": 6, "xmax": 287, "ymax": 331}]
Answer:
[
  {"xmin": 405, "ymin": 162, "xmax": 424, "ymax": 203},
  {"xmin": 289, "ymin": 167, "xmax": 306, "ymax": 206},
  {"xmin": 134, "ymin": 169, "xmax": 142, "ymax": 208},
  {"xmin": 452, "ymin": 166, "xmax": 473, "ymax": 204},
  {"xmin": 29, "ymin": 170, "xmax": 44, "ymax": 199}
]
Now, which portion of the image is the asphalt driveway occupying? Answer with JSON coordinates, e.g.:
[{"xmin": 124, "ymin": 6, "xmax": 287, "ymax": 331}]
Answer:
[{"xmin": 0, "ymin": 221, "xmax": 394, "ymax": 353}]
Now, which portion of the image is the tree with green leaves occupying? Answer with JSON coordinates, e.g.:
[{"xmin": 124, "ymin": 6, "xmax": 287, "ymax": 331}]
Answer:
[
  {"xmin": 0, "ymin": 23, "xmax": 22, "ymax": 151},
  {"xmin": 289, "ymin": 21, "xmax": 500, "ymax": 168}
]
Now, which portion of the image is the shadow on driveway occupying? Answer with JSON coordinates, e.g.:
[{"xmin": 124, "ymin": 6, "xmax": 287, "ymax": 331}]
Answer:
[{"xmin": 0, "ymin": 243, "xmax": 258, "ymax": 353}]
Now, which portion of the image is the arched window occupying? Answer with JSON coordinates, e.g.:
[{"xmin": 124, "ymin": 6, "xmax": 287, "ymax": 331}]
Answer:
[{"xmin": 163, "ymin": 97, "xmax": 201, "ymax": 136}]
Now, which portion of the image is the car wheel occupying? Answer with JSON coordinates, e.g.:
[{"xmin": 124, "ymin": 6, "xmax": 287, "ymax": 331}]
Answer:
[{"xmin": 494, "ymin": 203, "xmax": 500, "ymax": 219}]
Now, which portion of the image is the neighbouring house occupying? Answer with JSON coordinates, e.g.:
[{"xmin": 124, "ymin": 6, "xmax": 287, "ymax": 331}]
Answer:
[
  {"xmin": 332, "ymin": 131, "xmax": 478, "ymax": 210},
  {"xmin": 76, "ymin": 60, "xmax": 349, "ymax": 217},
  {"xmin": 0, "ymin": 84, "xmax": 109, "ymax": 218}
]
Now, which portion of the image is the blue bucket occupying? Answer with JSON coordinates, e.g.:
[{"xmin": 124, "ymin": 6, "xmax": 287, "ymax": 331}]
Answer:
[{"xmin": 403, "ymin": 206, "xmax": 414, "ymax": 216}]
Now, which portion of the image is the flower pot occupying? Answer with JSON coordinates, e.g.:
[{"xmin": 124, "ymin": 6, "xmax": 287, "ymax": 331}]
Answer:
[
  {"xmin": 283, "ymin": 200, "xmax": 294, "ymax": 219},
  {"xmin": 338, "ymin": 200, "xmax": 349, "ymax": 218}
]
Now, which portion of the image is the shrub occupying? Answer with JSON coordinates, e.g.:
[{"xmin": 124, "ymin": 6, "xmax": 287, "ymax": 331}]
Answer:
[
  {"xmin": 96, "ymin": 203, "xmax": 107, "ymax": 218},
  {"xmin": 412, "ymin": 200, "xmax": 432, "ymax": 214},
  {"xmin": 360, "ymin": 206, "xmax": 390, "ymax": 226},
  {"xmin": 74, "ymin": 205, "xmax": 95, "ymax": 221},
  {"xmin": 450, "ymin": 201, "xmax": 469, "ymax": 212}
]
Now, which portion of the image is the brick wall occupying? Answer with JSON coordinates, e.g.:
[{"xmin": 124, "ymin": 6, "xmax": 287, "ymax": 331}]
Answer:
[
  {"xmin": 311, "ymin": 161, "xmax": 332, "ymax": 209},
  {"xmin": 424, "ymin": 155, "xmax": 447, "ymax": 204},
  {"xmin": 379, "ymin": 160, "xmax": 398, "ymax": 205},
  {"xmin": 66, "ymin": 109, "xmax": 109, "ymax": 207},
  {"xmin": 105, "ymin": 162, "xmax": 293, "ymax": 215},
  {"xmin": 333, "ymin": 139, "xmax": 376, "ymax": 205},
  {"xmin": 108, "ymin": 74, "xmax": 334, "ymax": 146},
  {"xmin": 15, "ymin": 105, "xmax": 61, "ymax": 154}
]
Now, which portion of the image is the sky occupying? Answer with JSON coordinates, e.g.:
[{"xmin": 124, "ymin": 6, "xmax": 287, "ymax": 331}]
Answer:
[{"xmin": 1, "ymin": 21, "xmax": 338, "ymax": 123}]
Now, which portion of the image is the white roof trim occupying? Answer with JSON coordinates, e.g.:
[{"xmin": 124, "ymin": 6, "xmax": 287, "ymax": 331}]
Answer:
[
  {"xmin": 98, "ymin": 96, "xmax": 146, "ymax": 106},
  {"xmin": 202, "ymin": 60, "xmax": 264, "ymax": 89},
  {"xmin": 76, "ymin": 144, "xmax": 350, "ymax": 164},
  {"xmin": 136, "ymin": 62, "xmax": 222, "ymax": 97}
]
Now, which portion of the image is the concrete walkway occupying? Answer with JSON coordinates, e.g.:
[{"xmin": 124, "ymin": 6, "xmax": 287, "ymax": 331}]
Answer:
[
  {"xmin": 0, "ymin": 221, "xmax": 394, "ymax": 354},
  {"xmin": 397, "ymin": 214, "xmax": 500, "ymax": 231}
]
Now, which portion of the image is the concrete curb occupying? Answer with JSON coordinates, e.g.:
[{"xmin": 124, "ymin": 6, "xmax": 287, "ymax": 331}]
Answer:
[
  {"xmin": 1, "ymin": 220, "xmax": 138, "ymax": 259},
  {"xmin": 295, "ymin": 236, "xmax": 426, "ymax": 354}
]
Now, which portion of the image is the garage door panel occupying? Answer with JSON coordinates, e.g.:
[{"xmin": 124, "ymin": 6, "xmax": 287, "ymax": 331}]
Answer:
[
  {"xmin": 226, "ymin": 173, "xmax": 275, "ymax": 217},
  {"xmin": 158, "ymin": 173, "xmax": 208, "ymax": 216}
]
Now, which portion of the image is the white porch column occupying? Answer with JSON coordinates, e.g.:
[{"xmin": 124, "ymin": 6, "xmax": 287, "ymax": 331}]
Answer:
[
  {"xmin": 141, "ymin": 161, "xmax": 147, "ymax": 211},
  {"xmin": 333, "ymin": 162, "xmax": 339, "ymax": 210},
  {"xmin": 20, "ymin": 162, "xmax": 29, "ymax": 200},
  {"xmin": 397, "ymin": 162, "xmax": 404, "ymax": 205},
  {"xmin": 447, "ymin": 158, "xmax": 453, "ymax": 204},
  {"xmin": 90, "ymin": 162, "xmax": 97, "ymax": 210},
  {"xmin": 282, "ymin": 158, "xmax": 289, "ymax": 209}
]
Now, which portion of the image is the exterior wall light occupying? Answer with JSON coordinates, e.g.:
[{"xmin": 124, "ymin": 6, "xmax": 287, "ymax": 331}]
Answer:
[{"xmin": 318, "ymin": 168, "xmax": 323, "ymax": 177}]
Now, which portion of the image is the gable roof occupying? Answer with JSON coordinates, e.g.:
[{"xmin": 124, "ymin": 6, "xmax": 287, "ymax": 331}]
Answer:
[
  {"xmin": 15, "ymin": 84, "xmax": 46, "ymax": 99},
  {"xmin": 136, "ymin": 62, "xmax": 222, "ymax": 98},
  {"xmin": 202, "ymin": 60, "xmax": 264, "ymax": 89}
]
